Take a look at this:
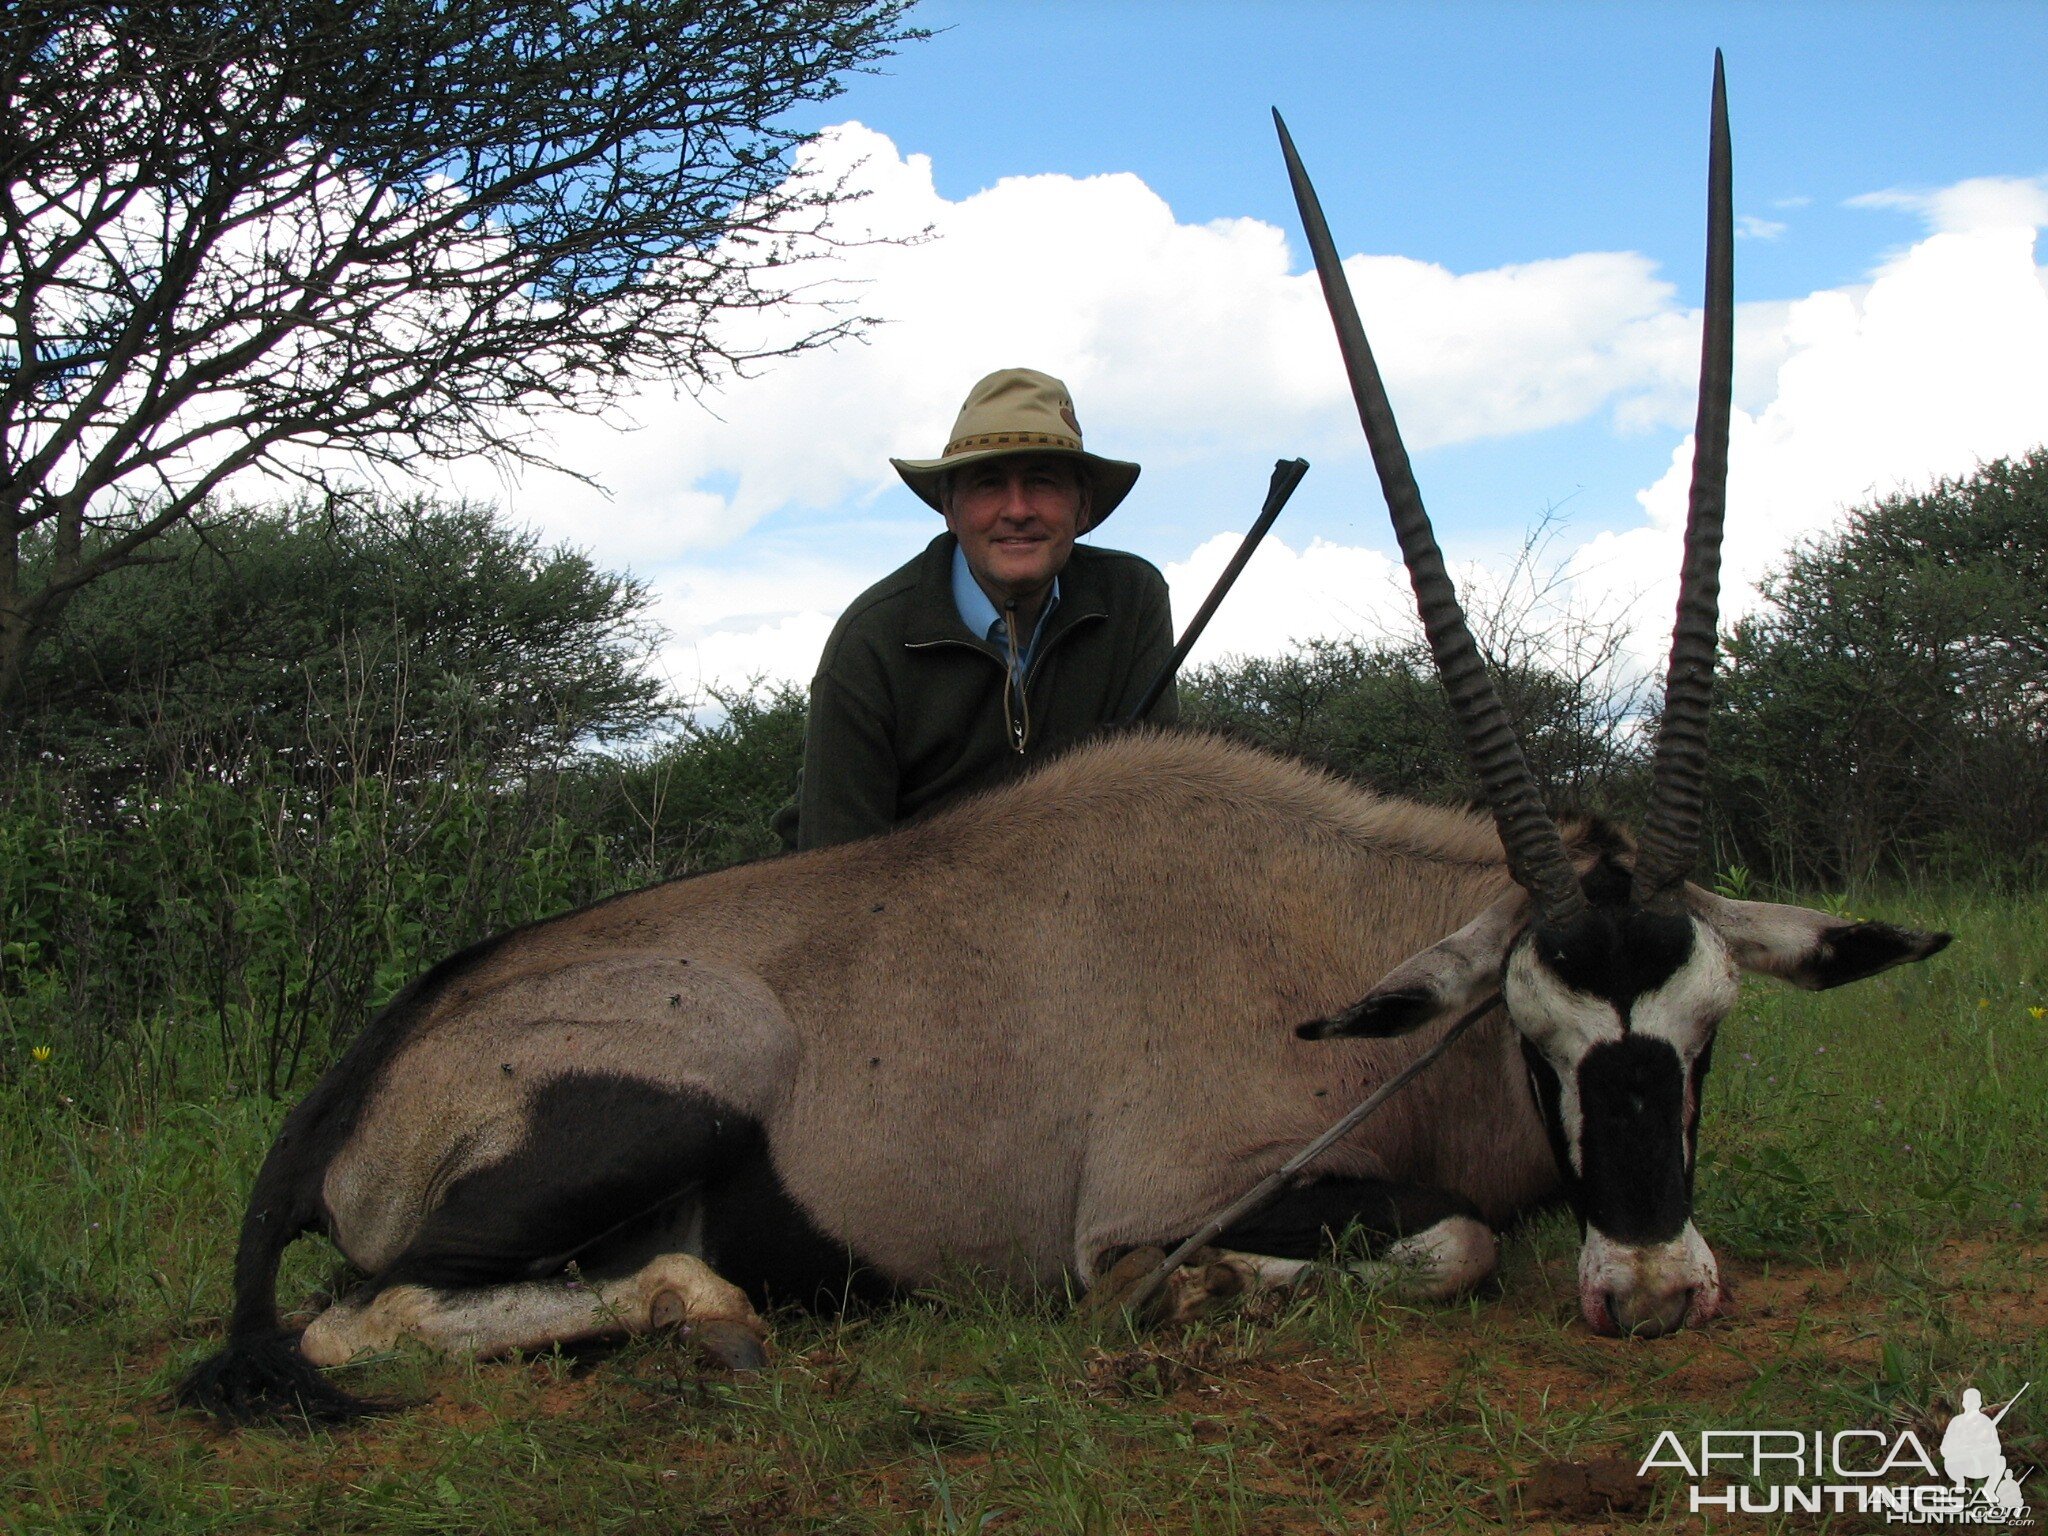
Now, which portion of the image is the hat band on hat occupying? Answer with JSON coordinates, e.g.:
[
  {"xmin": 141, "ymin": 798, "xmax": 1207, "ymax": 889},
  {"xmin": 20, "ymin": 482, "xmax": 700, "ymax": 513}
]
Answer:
[{"xmin": 944, "ymin": 430, "xmax": 1082, "ymax": 457}]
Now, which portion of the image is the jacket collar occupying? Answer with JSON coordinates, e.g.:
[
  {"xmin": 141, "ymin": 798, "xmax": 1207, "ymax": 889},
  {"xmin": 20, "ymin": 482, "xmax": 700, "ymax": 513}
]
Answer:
[{"xmin": 904, "ymin": 532, "xmax": 1109, "ymax": 653}]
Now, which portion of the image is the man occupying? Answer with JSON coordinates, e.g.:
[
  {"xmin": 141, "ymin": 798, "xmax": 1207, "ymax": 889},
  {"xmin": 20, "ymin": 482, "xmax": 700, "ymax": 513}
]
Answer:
[
  {"xmin": 1940, "ymin": 1388, "xmax": 2006, "ymax": 1493},
  {"xmin": 783, "ymin": 367, "xmax": 1178, "ymax": 850}
]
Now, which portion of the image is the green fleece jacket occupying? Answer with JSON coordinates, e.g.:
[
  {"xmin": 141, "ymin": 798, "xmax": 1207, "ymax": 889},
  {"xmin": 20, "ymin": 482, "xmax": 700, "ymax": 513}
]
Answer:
[{"xmin": 788, "ymin": 532, "xmax": 1178, "ymax": 849}]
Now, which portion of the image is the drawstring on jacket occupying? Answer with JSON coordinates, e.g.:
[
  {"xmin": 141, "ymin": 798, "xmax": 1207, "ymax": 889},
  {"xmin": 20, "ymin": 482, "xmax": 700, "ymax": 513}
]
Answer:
[{"xmin": 1000, "ymin": 600, "xmax": 1030, "ymax": 752}]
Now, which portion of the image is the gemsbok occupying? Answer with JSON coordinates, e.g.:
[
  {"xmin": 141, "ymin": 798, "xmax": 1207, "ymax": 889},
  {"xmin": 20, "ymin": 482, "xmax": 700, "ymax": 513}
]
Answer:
[{"xmin": 182, "ymin": 56, "xmax": 1951, "ymax": 1423}]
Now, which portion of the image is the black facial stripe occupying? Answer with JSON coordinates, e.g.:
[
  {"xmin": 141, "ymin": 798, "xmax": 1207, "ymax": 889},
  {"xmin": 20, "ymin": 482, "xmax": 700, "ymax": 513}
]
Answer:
[
  {"xmin": 1683, "ymin": 1033, "xmax": 1716, "ymax": 1202},
  {"xmin": 1575, "ymin": 1036, "xmax": 1691, "ymax": 1245},
  {"xmin": 1531, "ymin": 904, "xmax": 1698, "ymax": 1018},
  {"xmin": 1520, "ymin": 1039, "xmax": 1579, "ymax": 1202}
]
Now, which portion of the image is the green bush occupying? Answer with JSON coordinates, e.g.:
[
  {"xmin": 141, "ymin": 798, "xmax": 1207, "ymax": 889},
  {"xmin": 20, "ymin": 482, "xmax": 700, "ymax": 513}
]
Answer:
[
  {"xmin": 13, "ymin": 494, "xmax": 671, "ymax": 783},
  {"xmin": 1182, "ymin": 635, "xmax": 1645, "ymax": 818},
  {"xmin": 1708, "ymin": 449, "xmax": 2048, "ymax": 888},
  {"xmin": 566, "ymin": 682, "xmax": 809, "ymax": 879},
  {"xmin": 0, "ymin": 758, "xmax": 618, "ymax": 1108},
  {"xmin": 0, "ymin": 680, "xmax": 807, "ymax": 1110}
]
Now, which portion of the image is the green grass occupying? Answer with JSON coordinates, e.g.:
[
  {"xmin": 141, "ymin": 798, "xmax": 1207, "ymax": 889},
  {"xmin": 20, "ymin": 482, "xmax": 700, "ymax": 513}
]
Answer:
[
  {"xmin": 1696, "ymin": 884, "xmax": 2047, "ymax": 1256},
  {"xmin": 2, "ymin": 886, "xmax": 2043, "ymax": 1534}
]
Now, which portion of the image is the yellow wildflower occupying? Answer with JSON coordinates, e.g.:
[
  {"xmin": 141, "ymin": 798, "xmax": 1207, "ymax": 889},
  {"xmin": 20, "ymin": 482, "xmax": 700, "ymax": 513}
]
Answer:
[
  {"xmin": 2031, "ymin": 1006, "xmax": 2046, "ymax": 1021},
  {"xmin": 30, "ymin": 1045, "xmax": 51, "ymax": 1064}
]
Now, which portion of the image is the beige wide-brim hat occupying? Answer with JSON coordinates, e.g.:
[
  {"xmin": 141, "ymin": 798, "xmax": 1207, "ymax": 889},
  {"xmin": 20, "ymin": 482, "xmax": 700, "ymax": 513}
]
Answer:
[{"xmin": 891, "ymin": 368, "xmax": 1141, "ymax": 526}]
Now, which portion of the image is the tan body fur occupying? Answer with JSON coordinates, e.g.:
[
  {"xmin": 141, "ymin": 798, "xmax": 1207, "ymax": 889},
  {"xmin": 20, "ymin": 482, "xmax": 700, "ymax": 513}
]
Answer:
[{"xmin": 324, "ymin": 730, "xmax": 1560, "ymax": 1289}]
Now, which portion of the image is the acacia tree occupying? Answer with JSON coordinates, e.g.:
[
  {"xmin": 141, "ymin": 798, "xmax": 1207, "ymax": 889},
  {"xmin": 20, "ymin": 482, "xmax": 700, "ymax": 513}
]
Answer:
[
  {"xmin": 1183, "ymin": 517, "xmax": 1651, "ymax": 813},
  {"xmin": 0, "ymin": 0, "xmax": 915, "ymax": 726},
  {"xmin": 1708, "ymin": 449, "xmax": 2048, "ymax": 886},
  {"xmin": 17, "ymin": 495, "xmax": 674, "ymax": 780}
]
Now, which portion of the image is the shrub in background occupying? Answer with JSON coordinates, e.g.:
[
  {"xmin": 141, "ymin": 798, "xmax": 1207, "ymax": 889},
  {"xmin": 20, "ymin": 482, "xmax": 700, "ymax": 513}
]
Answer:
[
  {"xmin": 5, "ymin": 456, "xmax": 2042, "ymax": 1114},
  {"xmin": 14, "ymin": 495, "xmax": 670, "ymax": 786},
  {"xmin": 0, "ymin": 688, "xmax": 814, "ymax": 1112},
  {"xmin": 1708, "ymin": 449, "xmax": 2048, "ymax": 888}
]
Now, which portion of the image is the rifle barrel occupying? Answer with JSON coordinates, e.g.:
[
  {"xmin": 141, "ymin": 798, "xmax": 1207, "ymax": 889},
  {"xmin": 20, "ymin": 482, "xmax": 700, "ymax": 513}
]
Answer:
[
  {"xmin": 1128, "ymin": 457, "xmax": 1309, "ymax": 722},
  {"xmin": 1991, "ymin": 1380, "xmax": 2030, "ymax": 1425}
]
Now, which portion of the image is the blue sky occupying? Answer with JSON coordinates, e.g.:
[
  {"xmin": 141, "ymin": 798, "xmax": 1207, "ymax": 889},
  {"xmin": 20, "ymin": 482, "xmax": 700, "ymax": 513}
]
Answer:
[
  {"xmin": 449, "ymin": 1, "xmax": 2048, "ymax": 701},
  {"xmin": 800, "ymin": 1, "xmax": 2047, "ymax": 297}
]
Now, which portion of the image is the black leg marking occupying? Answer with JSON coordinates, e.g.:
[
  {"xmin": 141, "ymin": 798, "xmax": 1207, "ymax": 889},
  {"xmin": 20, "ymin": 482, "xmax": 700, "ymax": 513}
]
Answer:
[
  {"xmin": 376, "ymin": 1074, "xmax": 759, "ymax": 1293},
  {"xmin": 371, "ymin": 1069, "xmax": 890, "ymax": 1311},
  {"xmin": 701, "ymin": 1153, "xmax": 894, "ymax": 1312},
  {"xmin": 1215, "ymin": 1177, "xmax": 1480, "ymax": 1261}
]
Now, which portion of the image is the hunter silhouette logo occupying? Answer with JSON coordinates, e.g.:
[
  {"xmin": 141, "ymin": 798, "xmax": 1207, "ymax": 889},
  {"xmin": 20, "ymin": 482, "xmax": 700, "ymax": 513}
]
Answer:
[
  {"xmin": 1640, "ymin": 1381, "xmax": 2032, "ymax": 1523},
  {"xmin": 1942, "ymin": 1385, "xmax": 2031, "ymax": 1521}
]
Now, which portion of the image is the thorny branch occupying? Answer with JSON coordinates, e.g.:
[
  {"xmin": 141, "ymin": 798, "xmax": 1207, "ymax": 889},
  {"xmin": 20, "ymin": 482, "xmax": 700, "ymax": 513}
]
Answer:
[{"xmin": 0, "ymin": 1, "xmax": 919, "ymax": 721}]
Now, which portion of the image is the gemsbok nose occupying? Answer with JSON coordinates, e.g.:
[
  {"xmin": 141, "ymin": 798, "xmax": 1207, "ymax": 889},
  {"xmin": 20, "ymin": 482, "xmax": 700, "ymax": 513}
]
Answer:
[{"xmin": 1607, "ymin": 1283, "xmax": 1695, "ymax": 1339}]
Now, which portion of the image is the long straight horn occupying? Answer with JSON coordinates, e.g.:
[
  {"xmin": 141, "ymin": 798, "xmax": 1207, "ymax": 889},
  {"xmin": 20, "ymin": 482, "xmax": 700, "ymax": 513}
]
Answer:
[
  {"xmin": 1275, "ymin": 109, "xmax": 1587, "ymax": 929},
  {"xmin": 1632, "ymin": 52, "xmax": 1734, "ymax": 913}
]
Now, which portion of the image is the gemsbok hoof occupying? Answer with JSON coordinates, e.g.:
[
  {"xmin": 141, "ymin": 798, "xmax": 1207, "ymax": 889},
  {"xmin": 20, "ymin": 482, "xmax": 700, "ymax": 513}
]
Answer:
[
  {"xmin": 1077, "ymin": 1245, "xmax": 1171, "ymax": 1325},
  {"xmin": 689, "ymin": 1318, "xmax": 769, "ymax": 1373},
  {"xmin": 1162, "ymin": 1248, "xmax": 1250, "ymax": 1324}
]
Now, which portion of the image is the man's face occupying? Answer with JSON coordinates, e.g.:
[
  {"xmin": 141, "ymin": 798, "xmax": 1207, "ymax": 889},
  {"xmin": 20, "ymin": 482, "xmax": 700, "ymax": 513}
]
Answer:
[{"xmin": 942, "ymin": 453, "xmax": 1089, "ymax": 603}]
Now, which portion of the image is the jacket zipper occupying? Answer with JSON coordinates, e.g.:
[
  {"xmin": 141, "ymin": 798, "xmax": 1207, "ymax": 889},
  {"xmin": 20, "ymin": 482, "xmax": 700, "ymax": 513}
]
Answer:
[
  {"xmin": 1000, "ymin": 602, "xmax": 1028, "ymax": 753},
  {"xmin": 903, "ymin": 611, "xmax": 1104, "ymax": 755}
]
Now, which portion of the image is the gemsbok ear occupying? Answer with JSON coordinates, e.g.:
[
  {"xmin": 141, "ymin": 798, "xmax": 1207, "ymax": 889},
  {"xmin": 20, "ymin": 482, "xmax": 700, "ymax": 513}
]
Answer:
[
  {"xmin": 1690, "ymin": 889, "xmax": 1953, "ymax": 991},
  {"xmin": 1298, "ymin": 889, "xmax": 1527, "ymax": 1039}
]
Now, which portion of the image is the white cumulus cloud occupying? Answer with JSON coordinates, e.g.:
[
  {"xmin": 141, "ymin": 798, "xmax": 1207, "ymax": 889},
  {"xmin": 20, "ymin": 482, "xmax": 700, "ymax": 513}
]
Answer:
[
  {"xmin": 1571, "ymin": 217, "xmax": 2048, "ymax": 663},
  {"xmin": 411, "ymin": 134, "xmax": 2046, "ymax": 703},
  {"xmin": 470, "ymin": 123, "xmax": 1717, "ymax": 565},
  {"xmin": 1848, "ymin": 174, "xmax": 2048, "ymax": 236},
  {"xmin": 1164, "ymin": 533, "xmax": 1414, "ymax": 669}
]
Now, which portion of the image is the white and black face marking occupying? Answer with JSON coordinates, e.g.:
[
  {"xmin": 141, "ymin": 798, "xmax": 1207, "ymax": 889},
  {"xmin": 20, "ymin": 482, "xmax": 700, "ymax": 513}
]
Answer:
[{"xmin": 1505, "ymin": 897, "xmax": 1738, "ymax": 1336}]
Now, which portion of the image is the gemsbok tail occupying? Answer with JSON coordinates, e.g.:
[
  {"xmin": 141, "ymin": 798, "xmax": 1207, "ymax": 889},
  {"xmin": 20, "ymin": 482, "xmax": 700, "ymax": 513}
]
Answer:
[
  {"xmin": 175, "ymin": 1056, "xmax": 395, "ymax": 1425},
  {"xmin": 175, "ymin": 1088, "xmax": 387, "ymax": 1424},
  {"xmin": 177, "ymin": 932, "xmax": 517, "ymax": 1424}
]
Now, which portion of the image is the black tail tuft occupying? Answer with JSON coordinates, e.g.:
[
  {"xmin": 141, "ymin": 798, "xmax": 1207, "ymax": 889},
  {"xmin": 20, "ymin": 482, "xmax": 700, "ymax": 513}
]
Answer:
[{"xmin": 176, "ymin": 1330, "xmax": 393, "ymax": 1427}]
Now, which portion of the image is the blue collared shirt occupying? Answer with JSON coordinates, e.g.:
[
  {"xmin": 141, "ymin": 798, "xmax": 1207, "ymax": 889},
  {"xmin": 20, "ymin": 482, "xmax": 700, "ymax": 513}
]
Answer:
[{"xmin": 951, "ymin": 543, "xmax": 1059, "ymax": 673}]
